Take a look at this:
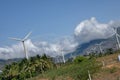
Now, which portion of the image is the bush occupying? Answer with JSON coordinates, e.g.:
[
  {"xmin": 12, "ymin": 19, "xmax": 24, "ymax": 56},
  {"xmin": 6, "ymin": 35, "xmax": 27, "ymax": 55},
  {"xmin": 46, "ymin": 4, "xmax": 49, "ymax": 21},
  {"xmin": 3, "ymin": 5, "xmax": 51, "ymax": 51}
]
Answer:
[
  {"xmin": 38, "ymin": 58, "xmax": 100, "ymax": 80},
  {"xmin": 74, "ymin": 56, "xmax": 87, "ymax": 63},
  {"xmin": 109, "ymin": 67, "xmax": 117, "ymax": 73}
]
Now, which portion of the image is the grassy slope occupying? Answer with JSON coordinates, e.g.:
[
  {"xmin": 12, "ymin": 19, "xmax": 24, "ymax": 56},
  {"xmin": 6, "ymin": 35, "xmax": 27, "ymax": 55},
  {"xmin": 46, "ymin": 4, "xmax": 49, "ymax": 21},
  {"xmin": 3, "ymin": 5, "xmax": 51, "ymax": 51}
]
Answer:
[
  {"xmin": 29, "ymin": 64, "xmax": 79, "ymax": 80},
  {"xmin": 29, "ymin": 63, "xmax": 83, "ymax": 80},
  {"xmin": 29, "ymin": 51, "xmax": 120, "ymax": 80},
  {"xmin": 30, "ymin": 65, "xmax": 80, "ymax": 80},
  {"xmin": 29, "ymin": 59, "xmax": 99, "ymax": 80},
  {"xmin": 93, "ymin": 52, "xmax": 120, "ymax": 80}
]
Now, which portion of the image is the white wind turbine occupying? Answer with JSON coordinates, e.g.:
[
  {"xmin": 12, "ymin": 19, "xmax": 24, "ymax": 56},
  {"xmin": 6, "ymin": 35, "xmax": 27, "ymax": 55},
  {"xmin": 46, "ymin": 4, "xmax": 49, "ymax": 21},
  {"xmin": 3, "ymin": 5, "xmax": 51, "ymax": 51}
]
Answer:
[
  {"xmin": 70, "ymin": 53, "xmax": 74, "ymax": 59},
  {"xmin": 61, "ymin": 48, "xmax": 65, "ymax": 63},
  {"xmin": 112, "ymin": 27, "xmax": 120, "ymax": 61},
  {"xmin": 96, "ymin": 42, "xmax": 105, "ymax": 66},
  {"xmin": 57, "ymin": 46, "xmax": 65, "ymax": 63},
  {"xmin": 56, "ymin": 45, "xmax": 66, "ymax": 63},
  {"xmin": 113, "ymin": 27, "xmax": 120, "ymax": 49},
  {"xmin": 96, "ymin": 42, "xmax": 103, "ymax": 53},
  {"xmin": 9, "ymin": 32, "xmax": 32, "ymax": 60},
  {"xmin": 90, "ymin": 47, "xmax": 97, "ymax": 53},
  {"xmin": 53, "ymin": 49, "xmax": 60, "ymax": 63}
]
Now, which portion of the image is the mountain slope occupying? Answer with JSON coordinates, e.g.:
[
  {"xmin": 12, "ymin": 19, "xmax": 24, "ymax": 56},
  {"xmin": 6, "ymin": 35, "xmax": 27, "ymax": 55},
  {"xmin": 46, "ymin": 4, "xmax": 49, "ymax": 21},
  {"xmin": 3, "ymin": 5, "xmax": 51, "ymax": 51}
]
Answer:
[
  {"xmin": 66, "ymin": 27, "xmax": 120, "ymax": 58},
  {"xmin": 0, "ymin": 58, "xmax": 22, "ymax": 70}
]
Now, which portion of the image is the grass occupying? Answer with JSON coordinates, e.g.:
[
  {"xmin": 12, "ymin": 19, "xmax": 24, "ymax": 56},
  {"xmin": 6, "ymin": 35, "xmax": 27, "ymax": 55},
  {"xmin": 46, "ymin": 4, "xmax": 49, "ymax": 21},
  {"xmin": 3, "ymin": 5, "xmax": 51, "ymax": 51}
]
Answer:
[
  {"xmin": 29, "ymin": 63, "xmax": 81, "ymax": 80},
  {"xmin": 29, "ymin": 51, "xmax": 120, "ymax": 80},
  {"xmin": 92, "ymin": 51, "xmax": 120, "ymax": 80},
  {"xmin": 29, "ymin": 58, "xmax": 100, "ymax": 80}
]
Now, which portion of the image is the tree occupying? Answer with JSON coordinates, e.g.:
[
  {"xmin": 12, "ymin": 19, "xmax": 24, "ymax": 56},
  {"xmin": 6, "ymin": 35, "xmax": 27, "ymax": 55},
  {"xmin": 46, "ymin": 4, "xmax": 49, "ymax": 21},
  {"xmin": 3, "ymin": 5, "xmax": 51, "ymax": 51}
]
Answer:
[{"xmin": 0, "ymin": 55, "xmax": 54, "ymax": 80}]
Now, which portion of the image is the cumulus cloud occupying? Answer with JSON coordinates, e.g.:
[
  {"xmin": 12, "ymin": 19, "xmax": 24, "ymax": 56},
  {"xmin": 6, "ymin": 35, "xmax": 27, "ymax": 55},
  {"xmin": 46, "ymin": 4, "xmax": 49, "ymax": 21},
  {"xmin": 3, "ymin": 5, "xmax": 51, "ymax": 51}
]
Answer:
[
  {"xmin": 34, "ymin": 36, "xmax": 78, "ymax": 57},
  {"xmin": 0, "ymin": 40, "xmax": 38, "ymax": 59},
  {"xmin": 0, "ymin": 17, "xmax": 120, "ymax": 60},
  {"xmin": 74, "ymin": 17, "xmax": 116, "ymax": 44},
  {"xmin": 0, "ymin": 37, "xmax": 77, "ymax": 59}
]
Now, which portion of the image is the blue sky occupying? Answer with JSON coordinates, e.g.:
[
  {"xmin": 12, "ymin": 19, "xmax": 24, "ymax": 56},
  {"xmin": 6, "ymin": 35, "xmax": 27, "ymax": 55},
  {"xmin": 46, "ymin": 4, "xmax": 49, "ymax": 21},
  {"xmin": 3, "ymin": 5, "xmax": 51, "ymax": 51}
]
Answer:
[{"xmin": 0, "ymin": 0, "xmax": 120, "ymax": 46}]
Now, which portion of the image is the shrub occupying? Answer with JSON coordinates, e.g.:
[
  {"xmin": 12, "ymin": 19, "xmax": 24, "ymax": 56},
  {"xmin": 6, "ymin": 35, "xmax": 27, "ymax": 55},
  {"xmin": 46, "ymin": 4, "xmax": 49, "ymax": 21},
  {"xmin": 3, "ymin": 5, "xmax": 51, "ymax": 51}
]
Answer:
[
  {"xmin": 0, "ymin": 54, "xmax": 54, "ymax": 80},
  {"xmin": 74, "ymin": 56, "xmax": 87, "ymax": 63}
]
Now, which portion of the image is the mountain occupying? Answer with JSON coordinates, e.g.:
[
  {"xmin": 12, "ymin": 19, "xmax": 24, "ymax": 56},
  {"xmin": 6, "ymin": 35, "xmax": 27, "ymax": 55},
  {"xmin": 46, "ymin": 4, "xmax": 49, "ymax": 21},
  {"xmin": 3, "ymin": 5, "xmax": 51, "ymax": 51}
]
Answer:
[
  {"xmin": 0, "ymin": 58, "xmax": 22, "ymax": 70},
  {"xmin": 65, "ymin": 39, "xmax": 107, "ymax": 58},
  {"xmin": 73, "ymin": 39, "xmax": 106, "ymax": 55},
  {"xmin": 65, "ymin": 27, "xmax": 120, "ymax": 59}
]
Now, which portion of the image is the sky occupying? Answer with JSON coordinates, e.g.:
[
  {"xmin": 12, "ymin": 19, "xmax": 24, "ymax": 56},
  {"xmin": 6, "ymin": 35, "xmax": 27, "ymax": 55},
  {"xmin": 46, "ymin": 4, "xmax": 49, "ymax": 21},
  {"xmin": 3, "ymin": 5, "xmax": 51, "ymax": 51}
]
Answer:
[{"xmin": 0, "ymin": 0, "xmax": 120, "ymax": 59}]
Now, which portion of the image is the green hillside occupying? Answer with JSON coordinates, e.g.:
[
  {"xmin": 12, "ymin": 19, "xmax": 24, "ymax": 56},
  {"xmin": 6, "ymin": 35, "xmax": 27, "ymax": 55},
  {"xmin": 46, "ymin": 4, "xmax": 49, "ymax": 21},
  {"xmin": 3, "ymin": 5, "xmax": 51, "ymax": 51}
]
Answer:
[
  {"xmin": 29, "ymin": 51, "xmax": 120, "ymax": 80},
  {"xmin": 1, "ymin": 51, "xmax": 120, "ymax": 80}
]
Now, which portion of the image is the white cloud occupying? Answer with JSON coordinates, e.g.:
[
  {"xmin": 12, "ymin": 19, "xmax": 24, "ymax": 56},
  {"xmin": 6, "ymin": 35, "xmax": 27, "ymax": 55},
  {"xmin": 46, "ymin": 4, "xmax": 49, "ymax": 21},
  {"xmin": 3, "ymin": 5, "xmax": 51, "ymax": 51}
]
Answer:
[
  {"xmin": 34, "ymin": 36, "xmax": 78, "ymax": 57},
  {"xmin": 74, "ymin": 17, "xmax": 116, "ymax": 44},
  {"xmin": 0, "ymin": 40, "xmax": 38, "ymax": 59},
  {"xmin": 0, "ymin": 37, "xmax": 78, "ymax": 59},
  {"xmin": 0, "ymin": 17, "xmax": 120, "ymax": 60}
]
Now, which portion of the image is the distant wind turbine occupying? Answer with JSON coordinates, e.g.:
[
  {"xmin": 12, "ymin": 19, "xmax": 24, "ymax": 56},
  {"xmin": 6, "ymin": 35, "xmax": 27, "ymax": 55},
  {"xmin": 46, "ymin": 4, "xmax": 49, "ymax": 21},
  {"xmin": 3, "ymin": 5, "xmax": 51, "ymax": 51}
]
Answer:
[
  {"xmin": 96, "ymin": 42, "xmax": 105, "ymax": 66},
  {"xmin": 112, "ymin": 27, "xmax": 120, "ymax": 61},
  {"xmin": 96, "ymin": 42, "xmax": 103, "ymax": 53},
  {"xmin": 113, "ymin": 27, "xmax": 120, "ymax": 49},
  {"xmin": 70, "ymin": 53, "xmax": 75, "ymax": 59},
  {"xmin": 61, "ymin": 49, "xmax": 65, "ymax": 63},
  {"xmin": 9, "ymin": 32, "xmax": 32, "ymax": 60},
  {"xmin": 90, "ymin": 47, "xmax": 96, "ymax": 53},
  {"xmin": 56, "ymin": 46, "xmax": 66, "ymax": 63}
]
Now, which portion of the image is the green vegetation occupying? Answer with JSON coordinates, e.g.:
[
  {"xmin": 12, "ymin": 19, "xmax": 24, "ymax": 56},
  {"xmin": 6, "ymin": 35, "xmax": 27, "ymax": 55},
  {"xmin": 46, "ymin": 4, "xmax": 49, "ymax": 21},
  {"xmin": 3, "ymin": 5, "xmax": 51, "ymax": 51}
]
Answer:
[
  {"xmin": 0, "ymin": 49, "xmax": 118, "ymax": 80},
  {"xmin": 0, "ymin": 54, "xmax": 55, "ymax": 80},
  {"xmin": 30, "ymin": 56, "xmax": 100, "ymax": 80},
  {"xmin": 0, "ymin": 54, "xmax": 101, "ymax": 80}
]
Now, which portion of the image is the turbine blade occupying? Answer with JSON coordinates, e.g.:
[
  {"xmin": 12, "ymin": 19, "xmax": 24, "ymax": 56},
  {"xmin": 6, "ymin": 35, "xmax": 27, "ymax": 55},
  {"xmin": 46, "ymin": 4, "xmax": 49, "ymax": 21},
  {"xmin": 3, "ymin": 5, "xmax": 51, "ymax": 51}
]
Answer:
[
  {"xmin": 108, "ymin": 33, "xmax": 115, "ymax": 38},
  {"xmin": 117, "ymin": 33, "xmax": 120, "ymax": 38},
  {"xmin": 111, "ymin": 33, "xmax": 115, "ymax": 36},
  {"xmin": 23, "ymin": 31, "xmax": 32, "ymax": 40},
  {"xmin": 9, "ymin": 37, "xmax": 22, "ymax": 41},
  {"xmin": 113, "ymin": 27, "xmax": 117, "ymax": 34}
]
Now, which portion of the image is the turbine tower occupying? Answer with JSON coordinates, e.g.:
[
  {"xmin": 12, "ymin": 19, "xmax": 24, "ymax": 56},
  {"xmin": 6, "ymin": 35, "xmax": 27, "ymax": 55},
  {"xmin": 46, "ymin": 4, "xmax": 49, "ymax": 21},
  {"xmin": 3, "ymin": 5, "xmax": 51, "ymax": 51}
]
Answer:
[
  {"xmin": 61, "ymin": 48, "xmax": 65, "ymax": 63},
  {"xmin": 9, "ymin": 32, "xmax": 32, "ymax": 60},
  {"xmin": 113, "ymin": 27, "xmax": 120, "ymax": 49},
  {"xmin": 70, "ymin": 53, "xmax": 73, "ymax": 59},
  {"xmin": 96, "ymin": 42, "xmax": 105, "ymax": 66},
  {"xmin": 113, "ymin": 27, "xmax": 120, "ymax": 61},
  {"xmin": 96, "ymin": 42, "xmax": 103, "ymax": 53},
  {"xmin": 57, "ymin": 46, "xmax": 65, "ymax": 63}
]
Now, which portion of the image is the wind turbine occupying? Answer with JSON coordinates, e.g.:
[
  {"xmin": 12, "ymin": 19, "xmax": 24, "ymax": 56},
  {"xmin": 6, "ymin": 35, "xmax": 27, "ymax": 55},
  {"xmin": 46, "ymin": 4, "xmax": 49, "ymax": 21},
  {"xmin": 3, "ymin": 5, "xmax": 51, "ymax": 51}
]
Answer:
[
  {"xmin": 61, "ymin": 49, "xmax": 65, "ymax": 63},
  {"xmin": 70, "ymin": 53, "xmax": 73, "ymax": 58},
  {"xmin": 90, "ymin": 47, "xmax": 97, "ymax": 53},
  {"xmin": 96, "ymin": 42, "xmax": 103, "ymax": 54},
  {"xmin": 96, "ymin": 42, "xmax": 105, "ymax": 66},
  {"xmin": 86, "ymin": 51, "xmax": 90, "ymax": 55},
  {"xmin": 57, "ymin": 46, "xmax": 66, "ymax": 63},
  {"xmin": 112, "ymin": 27, "xmax": 120, "ymax": 61},
  {"xmin": 9, "ymin": 32, "xmax": 32, "ymax": 60},
  {"xmin": 113, "ymin": 27, "xmax": 120, "ymax": 49},
  {"xmin": 53, "ymin": 50, "xmax": 60, "ymax": 63}
]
